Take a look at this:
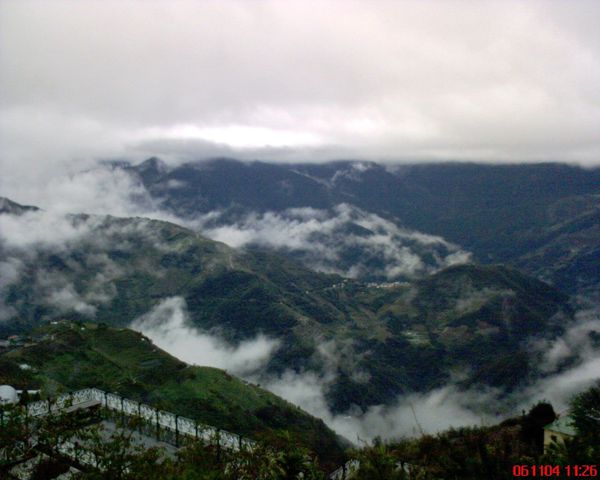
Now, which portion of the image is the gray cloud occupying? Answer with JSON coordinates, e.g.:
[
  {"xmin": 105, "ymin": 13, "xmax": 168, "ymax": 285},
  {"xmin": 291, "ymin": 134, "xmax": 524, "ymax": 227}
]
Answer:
[
  {"xmin": 139, "ymin": 300, "xmax": 599, "ymax": 443},
  {"xmin": 0, "ymin": 207, "xmax": 176, "ymax": 322},
  {"xmin": 262, "ymin": 369, "xmax": 503, "ymax": 443},
  {"xmin": 199, "ymin": 204, "xmax": 471, "ymax": 281},
  {"xmin": 0, "ymin": 209, "xmax": 97, "ymax": 249},
  {"xmin": 522, "ymin": 307, "xmax": 600, "ymax": 409},
  {"xmin": 266, "ymin": 305, "xmax": 600, "ymax": 443},
  {"xmin": 1, "ymin": 0, "xmax": 600, "ymax": 200},
  {"xmin": 131, "ymin": 296, "xmax": 281, "ymax": 377}
]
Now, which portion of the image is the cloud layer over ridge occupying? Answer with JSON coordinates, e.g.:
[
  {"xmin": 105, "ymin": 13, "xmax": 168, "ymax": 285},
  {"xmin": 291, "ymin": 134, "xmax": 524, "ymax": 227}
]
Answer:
[{"xmin": 1, "ymin": 0, "xmax": 600, "ymax": 207}]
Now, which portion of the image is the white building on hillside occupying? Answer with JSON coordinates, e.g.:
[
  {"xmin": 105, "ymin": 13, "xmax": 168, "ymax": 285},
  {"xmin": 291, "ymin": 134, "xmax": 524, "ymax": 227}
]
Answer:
[{"xmin": 0, "ymin": 385, "xmax": 18, "ymax": 405}]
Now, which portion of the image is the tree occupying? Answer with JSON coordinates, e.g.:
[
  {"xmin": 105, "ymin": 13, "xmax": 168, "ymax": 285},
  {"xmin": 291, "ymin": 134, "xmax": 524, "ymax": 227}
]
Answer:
[
  {"xmin": 543, "ymin": 382, "xmax": 600, "ymax": 465},
  {"xmin": 80, "ymin": 426, "xmax": 165, "ymax": 480},
  {"xmin": 570, "ymin": 380, "xmax": 600, "ymax": 438},
  {"xmin": 0, "ymin": 405, "xmax": 32, "ymax": 472},
  {"xmin": 352, "ymin": 440, "xmax": 408, "ymax": 480},
  {"xmin": 520, "ymin": 401, "xmax": 556, "ymax": 453}
]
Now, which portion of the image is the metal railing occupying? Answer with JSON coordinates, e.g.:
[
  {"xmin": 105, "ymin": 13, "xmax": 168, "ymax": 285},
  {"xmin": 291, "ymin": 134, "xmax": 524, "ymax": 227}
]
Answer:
[
  {"xmin": 26, "ymin": 388, "xmax": 252, "ymax": 450},
  {"xmin": 328, "ymin": 459, "xmax": 360, "ymax": 479},
  {"xmin": 20, "ymin": 388, "xmax": 359, "ymax": 478}
]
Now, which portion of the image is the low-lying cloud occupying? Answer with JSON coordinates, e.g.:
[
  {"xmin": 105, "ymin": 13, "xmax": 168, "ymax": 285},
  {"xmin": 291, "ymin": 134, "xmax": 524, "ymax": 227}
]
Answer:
[
  {"xmin": 1, "ymin": 164, "xmax": 171, "ymax": 220},
  {"xmin": 0, "ymin": 209, "xmax": 98, "ymax": 250},
  {"xmin": 36, "ymin": 273, "xmax": 98, "ymax": 318},
  {"xmin": 1, "ymin": 191, "xmax": 597, "ymax": 443},
  {"xmin": 132, "ymin": 296, "xmax": 600, "ymax": 444},
  {"xmin": 523, "ymin": 307, "xmax": 600, "ymax": 410},
  {"xmin": 0, "ymin": 258, "xmax": 21, "ymax": 322},
  {"xmin": 199, "ymin": 204, "xmax": 471, "ymax": 281},
  {"xmin": 266, "ymin": 306, "xmax": 600, "ymax": 443},
  {"xmin": 0, "ymin": 209, "xmax": 99, "ymax": 322},
  {"xmin": 263, "ymin": 370, "xmax": 499, "ymax": 443},
  {"xmin": 0, "ymin": 206, "xmax": 173, "ymax": 323},
  {"xmin": 131, "ymin": 296, "xmax": 280, "ymax": 377}
]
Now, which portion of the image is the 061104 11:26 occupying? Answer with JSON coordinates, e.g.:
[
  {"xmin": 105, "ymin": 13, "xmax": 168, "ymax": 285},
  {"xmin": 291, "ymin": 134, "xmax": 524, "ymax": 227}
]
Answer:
[{"xmin": 512, "ymin": 464, "xmax": 599, "ymax": 477}]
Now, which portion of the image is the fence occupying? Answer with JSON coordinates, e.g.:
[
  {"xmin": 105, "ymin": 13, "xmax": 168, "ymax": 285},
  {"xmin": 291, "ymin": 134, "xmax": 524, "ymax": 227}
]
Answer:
[
  {"xmin": 12, "ymin": 388, "xmax": 358, "ymax": 479},
  {"xmin": 328, "ymin": 459, "xmax": 360, "ymax": 479},
  {"xmin": 25, "ymin": 388, "xmax": 253, "ymax": 451}
]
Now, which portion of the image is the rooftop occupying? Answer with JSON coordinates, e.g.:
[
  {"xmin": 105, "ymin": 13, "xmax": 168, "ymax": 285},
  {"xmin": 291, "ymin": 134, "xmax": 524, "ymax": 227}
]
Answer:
[{"xmin": 544, "ymin": 414, "xmax": 577, "ymax": 437}]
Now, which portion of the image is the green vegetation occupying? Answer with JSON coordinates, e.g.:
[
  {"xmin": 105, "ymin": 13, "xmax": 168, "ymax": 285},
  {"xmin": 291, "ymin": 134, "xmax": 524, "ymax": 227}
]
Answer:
[
  {"xmin": 1, "ymin": 210, "xmax": 575, "ymax": 413},
  {"xmin": 131, "ymin": 160, "xmax": 600, "ymax": 295},
  {"xmin": 0, "ymin": 322, "xmax": 346, "ymax": 468},
  {"xmin": 345, "ymin": 384, "xmax": 600, "ymax": 480},
  {"xmin": 544, "ymin": 381, "xmax": 600, "ymax": 467},
  {"xmin": 348, "ymin": 402, "xmax": 556, "ymax": 479},
  {"xmin": 1, "ymin": 404, "xmax": 328, "ymax": 480},
  {"xmin": 4, "ymin": 384, "xmax": 597, "ymax": 479}
]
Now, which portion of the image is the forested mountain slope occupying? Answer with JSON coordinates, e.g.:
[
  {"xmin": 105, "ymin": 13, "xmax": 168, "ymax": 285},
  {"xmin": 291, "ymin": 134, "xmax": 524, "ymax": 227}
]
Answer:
[
  {"xmin": 124, "ymin": 159, "xmax": 600, "ymax": 295},
  {"xmin": 0, "ymin": 199, "xmax": 574, "ymax": 413}
]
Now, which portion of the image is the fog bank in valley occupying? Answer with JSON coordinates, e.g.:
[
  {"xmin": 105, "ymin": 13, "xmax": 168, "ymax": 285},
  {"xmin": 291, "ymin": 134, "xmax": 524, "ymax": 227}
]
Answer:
[{"xmin": 132, "ymin": 296, "xmax": 600, "ymax": 443}]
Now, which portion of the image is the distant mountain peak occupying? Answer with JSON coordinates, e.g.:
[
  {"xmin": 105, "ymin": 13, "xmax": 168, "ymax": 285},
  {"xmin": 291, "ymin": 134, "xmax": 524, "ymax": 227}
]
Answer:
[
  {"xmin": 136, "ymin": 156, "xmax": 167, "ymax": 173},
  {"xmin": 0, "ymin": 197, "xmax": 39, "ymax": 215}
]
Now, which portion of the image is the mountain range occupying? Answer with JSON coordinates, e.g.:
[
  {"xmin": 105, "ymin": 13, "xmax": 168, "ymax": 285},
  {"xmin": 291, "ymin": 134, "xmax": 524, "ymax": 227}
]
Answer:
[
  {"xmin": 0, "ymin": 195, "xmax": 578, "ymax": 419},
  {"xmin": 1, "ymin": 157, "xmax": 598, "ymax": 450},
  {"xmin": 123, "ymin": 158, "xmax": 600, "ymax": 296}
]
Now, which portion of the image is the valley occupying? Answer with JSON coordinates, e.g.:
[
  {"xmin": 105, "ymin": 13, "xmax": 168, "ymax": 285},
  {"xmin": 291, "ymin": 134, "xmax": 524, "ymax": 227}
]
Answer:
[{"xmin": 0, "ymin": 191, "xmax": 588, "ymax": 424}]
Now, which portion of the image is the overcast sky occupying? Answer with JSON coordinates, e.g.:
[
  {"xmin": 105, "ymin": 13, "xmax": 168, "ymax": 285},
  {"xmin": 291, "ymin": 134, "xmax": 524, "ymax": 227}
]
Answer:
[{"xmin": 1, "ymin": 0, "xmax": 600, "ymax": 195}]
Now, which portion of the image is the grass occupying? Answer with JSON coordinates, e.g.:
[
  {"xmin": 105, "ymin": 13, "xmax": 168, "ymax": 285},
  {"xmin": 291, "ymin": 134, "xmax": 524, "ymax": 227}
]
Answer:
[{"xmin": 1, "ymin": 321, "xmax": 346, "ymax": 466}]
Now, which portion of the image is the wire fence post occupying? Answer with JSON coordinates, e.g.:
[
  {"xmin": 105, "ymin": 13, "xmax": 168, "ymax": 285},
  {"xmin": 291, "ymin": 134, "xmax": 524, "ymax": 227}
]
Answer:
[
  {"xmin": 155, "ymin": 409, "xmax": 160, "ymax": 441},
  {"xmin": 120, "ymin": 396, "xmax": 124, "ymax": 425},
  {"xmin": 216, "ymin": 429, "xmax": 221, "ymax": 464}
]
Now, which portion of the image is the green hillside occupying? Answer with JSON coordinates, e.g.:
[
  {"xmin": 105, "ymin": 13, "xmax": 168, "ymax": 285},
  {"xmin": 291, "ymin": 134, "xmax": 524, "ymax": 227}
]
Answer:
[
  {"xmin": 126, "ymin": 160, "xmax": 600, "ymax": 296},
  {"xmin": 323, "ymin": 264, "xmax": 571, "ymax": 409},
  {"xmin": 1, "ymin": 205, "xmax": 574, "ymax": 413},
  {"xmin": 0, "ymin": 321, "xmax": 347, "ymax": 467}
]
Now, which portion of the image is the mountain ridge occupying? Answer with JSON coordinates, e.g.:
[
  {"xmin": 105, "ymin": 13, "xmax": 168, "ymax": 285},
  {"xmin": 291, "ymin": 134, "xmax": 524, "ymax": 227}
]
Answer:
[
  {"xmin": 0, "ymin": 197, "xmax": 576, "ymax": 415},
  {"xmin": 120, "ymin": 158, "xmax": 600, "ymax": 295}
]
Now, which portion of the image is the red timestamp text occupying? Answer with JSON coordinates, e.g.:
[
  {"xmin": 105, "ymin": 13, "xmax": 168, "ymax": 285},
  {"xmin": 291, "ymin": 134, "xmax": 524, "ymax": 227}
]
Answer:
[{"xmin": 512, "ymin": 465, "xmax": 598, "ymax": 477}]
